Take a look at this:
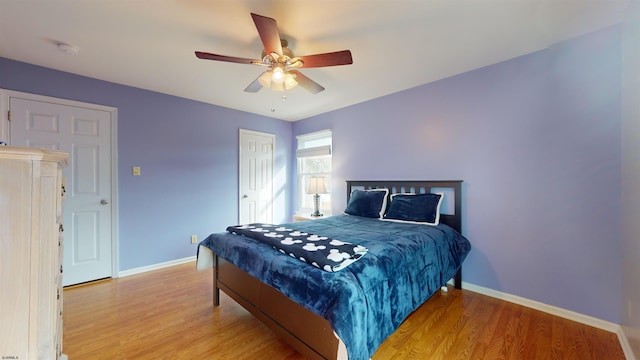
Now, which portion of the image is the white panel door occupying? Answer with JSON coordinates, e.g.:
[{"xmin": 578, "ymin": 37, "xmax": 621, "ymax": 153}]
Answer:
[
  {"xmin": 10, "ymin": 97, "xmax": 113, "ymax": 286},
  {"xmin": 239, "ymin": 129, "xmax": 274, "ymax": 224}
]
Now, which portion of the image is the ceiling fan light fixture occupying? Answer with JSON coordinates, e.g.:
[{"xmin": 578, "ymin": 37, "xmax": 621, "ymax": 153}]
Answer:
[
  {"xmin": 259, "ymin": 69, "xmax": 298, "ymax": 92},
  {"xmin": 271, "ymin": 66, "xmax": 285, "ymax": 83},
  {"xmin": 283, "ymin": 73, "xmax": 297, "ymax": 89},
  {"xmin": 258, "ymin": 71, "xmax": 272, "ymax": 88}
]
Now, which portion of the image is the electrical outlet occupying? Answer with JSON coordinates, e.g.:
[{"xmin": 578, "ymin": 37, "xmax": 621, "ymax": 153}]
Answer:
[
  {"xmin": 191, "ymin": 235, "xmax": 197, "ymax": 244},
  {"xmin": 132, "ymin": 166, "xmax": 141, "ymax": 176}
]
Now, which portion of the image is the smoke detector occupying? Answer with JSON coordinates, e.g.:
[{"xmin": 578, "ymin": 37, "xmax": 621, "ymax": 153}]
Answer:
[{"xmin": 57, "ymin": 43, "xmax": 79, "ymax": 55}]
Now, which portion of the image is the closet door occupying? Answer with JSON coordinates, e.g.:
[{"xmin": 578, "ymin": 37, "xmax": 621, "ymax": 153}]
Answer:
[
  {"xmin": 10, "ymin": 95, "xmax": 115, "ymax": 285},
  {"xmin": 239, "ymin": 129, "xmax": 275, "ymax": 224}
]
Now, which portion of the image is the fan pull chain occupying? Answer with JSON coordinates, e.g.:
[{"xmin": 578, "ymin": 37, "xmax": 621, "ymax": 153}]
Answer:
[
  {"xmin": 269, "ymin": 88, "xmax": 287, "ymax": 113},
  {"xmin": 270, "ymin": 82, "xmax": 276, "ymax": 112},
  {"xmin": 270, "ymin": 89, "xmax": 276, "ymax": 112}
]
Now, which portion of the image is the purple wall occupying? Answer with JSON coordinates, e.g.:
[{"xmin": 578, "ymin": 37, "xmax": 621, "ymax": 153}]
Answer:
[
  {"xmin": 0, "ymin": 58, "xmax": 293, "ymax": 270},
  {"xmin": 293, "ymin": 26, "xmax": 623, "ymax": 323}
]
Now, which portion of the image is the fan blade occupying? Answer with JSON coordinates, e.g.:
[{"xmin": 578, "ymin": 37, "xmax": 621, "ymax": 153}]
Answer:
[
  {"xmin": 297, "ymin": 50, "xmax": 353, "ymax": 68},
  {"xmin": 290, "ymin": 70, "xmax": 325, "ymax": 94},
  {"xmin": 251, "ymin": 13, "xmax": 283, "ymax": 57},
  {"xmin": 244, "ymin": 72, "xmax": 266, "ymax": 93},
  {"xmin": 195, "ymin": 51, "xmax": 259, "ymax": 64}
]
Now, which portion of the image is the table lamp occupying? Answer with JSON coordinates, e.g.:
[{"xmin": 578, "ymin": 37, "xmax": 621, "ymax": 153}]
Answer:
[{"xmin": 306, "ymin": 176, "xmax": 327, "ymax": 217}]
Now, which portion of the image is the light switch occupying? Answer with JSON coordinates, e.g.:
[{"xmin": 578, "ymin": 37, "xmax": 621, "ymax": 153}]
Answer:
[{"xmin": 132, "ymin": 166, "xmax": 141, "ymax": 176}]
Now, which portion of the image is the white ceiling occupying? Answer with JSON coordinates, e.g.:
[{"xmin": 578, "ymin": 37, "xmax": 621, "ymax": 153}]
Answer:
[{"xmin": 0, "ymin": 0, "xmax": 630, "ymax": 121}]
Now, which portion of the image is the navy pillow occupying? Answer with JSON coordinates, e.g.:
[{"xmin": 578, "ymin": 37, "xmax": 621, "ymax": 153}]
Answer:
[
  {"xmin": 344, "ymin": 189, "xmax": 389, "ymax": 219},
  {"xmin": 383, "ymin": 193, "xmax": 443, "ymax": 225}
]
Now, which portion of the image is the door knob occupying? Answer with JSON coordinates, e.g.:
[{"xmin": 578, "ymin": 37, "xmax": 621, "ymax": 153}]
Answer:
[
  {"xmin": 242, "ymin": 194, "xmax": 248, "ymax": 199},
  {"xmin": 100, "ymin": 199, "xmax": 110, "ymax": 205}
]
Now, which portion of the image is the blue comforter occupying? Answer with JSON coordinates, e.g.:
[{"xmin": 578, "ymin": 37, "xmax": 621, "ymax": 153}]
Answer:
[{"xmin": 200, "ymin": 214, "xmax": 471, "ymax": 359}]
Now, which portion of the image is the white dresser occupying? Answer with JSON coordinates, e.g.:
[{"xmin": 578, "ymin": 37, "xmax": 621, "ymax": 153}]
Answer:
[{"xmin": 0, "ymin": 146, "xmax": 68, "ymax": 359}]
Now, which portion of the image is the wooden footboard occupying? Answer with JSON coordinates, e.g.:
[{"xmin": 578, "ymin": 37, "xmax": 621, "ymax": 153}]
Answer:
[
  {"xmin": 213, "ymin": 255, "xmax": 342, "ymax": 360},
  {"xmin": 212, "ymin": 254, "xmax": 462, "ymax": 360}
]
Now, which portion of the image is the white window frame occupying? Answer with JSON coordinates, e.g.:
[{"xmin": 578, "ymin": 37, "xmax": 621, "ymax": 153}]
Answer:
[{"xmin": 296, "ymin": 130, "xmax": 332, "ymax": 216}]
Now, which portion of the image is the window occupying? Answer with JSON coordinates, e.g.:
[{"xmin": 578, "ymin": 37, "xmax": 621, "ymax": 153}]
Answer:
[{"xmin": 296, "ymin": 130, "xmax": 332, "ymax": 216}]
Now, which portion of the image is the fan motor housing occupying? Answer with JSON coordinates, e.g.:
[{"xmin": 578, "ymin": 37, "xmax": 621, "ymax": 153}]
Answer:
[{"xmin": 262, "ymin": 39, "xmax": 295, "ymax": 63}]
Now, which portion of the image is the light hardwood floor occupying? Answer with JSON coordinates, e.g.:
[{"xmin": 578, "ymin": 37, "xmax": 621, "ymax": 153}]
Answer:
[{"xmin": 63, "ymin": 262, "xmax": 625, "ymax": 359}]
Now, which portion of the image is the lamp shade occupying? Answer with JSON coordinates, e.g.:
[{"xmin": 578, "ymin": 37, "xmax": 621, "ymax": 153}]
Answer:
[
  {"xmin": 258, "ymin": 69, "xmax": 298, "ymax": 92},
  {"xmin": 271, "ymin": 66, "xmax": 285, "ymax": 83},
  {"xmin": 306, "ymin": 176, "xmax": 327, "ymax": 194}
]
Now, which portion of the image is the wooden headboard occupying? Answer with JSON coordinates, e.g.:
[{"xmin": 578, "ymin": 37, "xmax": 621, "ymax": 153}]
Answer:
[{"xmin": 346, "ymin": 180, "xmax": 463, "ymax": 233}]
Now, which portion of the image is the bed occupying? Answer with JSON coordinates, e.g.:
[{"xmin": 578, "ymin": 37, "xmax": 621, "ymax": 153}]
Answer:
[{"xmin": 196, "ymin": 180, "xmax": 471, "ymax": 360}]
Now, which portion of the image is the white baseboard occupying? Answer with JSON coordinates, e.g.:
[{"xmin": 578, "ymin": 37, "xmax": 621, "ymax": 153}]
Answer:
[
  {"xmin": 117, "ymin": 256, "xmax": 196, "ymax": 278},
  {"xmin": 461, "ymin": 281, "xmax": 618, "ymax": 331},
  {"xmin": 458, "ymin": 281, "xmax": 634, "ymax": 359},
  {"xmin": 619, "ymin": 326, "xmax": 638, "ymax": 360}
]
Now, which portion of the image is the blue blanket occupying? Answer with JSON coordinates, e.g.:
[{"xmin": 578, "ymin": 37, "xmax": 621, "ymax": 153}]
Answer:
[{"xmin": 200, "ymin": 214, "xmax": 471, "ymax": 359}]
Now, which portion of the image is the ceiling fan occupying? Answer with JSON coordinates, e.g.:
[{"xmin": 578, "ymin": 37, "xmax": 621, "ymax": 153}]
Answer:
[{"xmin": 195, "ymin": 13, "xmax": 353, "ymax": 94}]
